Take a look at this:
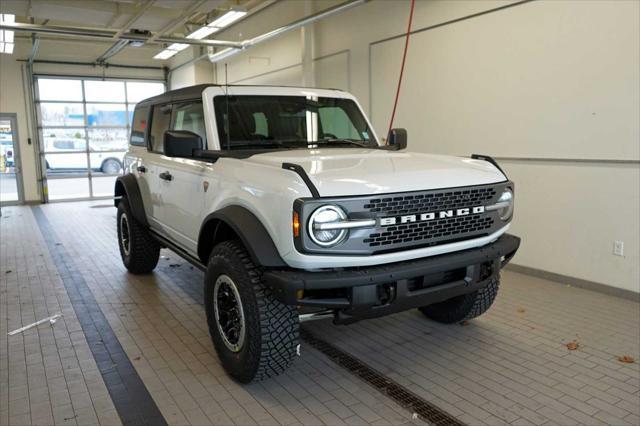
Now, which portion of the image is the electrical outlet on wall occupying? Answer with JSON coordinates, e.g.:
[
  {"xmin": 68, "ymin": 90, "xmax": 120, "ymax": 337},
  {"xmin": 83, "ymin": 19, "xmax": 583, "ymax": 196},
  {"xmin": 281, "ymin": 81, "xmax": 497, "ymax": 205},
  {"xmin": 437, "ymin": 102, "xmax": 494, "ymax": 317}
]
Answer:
[{"xmin": 613, "ymin": 240, "xmax": 624, "ymax": 257}]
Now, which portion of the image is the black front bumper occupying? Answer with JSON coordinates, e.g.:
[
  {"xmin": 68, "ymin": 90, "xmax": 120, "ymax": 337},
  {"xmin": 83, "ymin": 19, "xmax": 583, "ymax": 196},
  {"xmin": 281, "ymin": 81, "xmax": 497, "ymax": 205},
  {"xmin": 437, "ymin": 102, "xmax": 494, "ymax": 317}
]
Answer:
[{"xmin": 264, "ymin": 234, "xmax": 520, "ymax": 323}]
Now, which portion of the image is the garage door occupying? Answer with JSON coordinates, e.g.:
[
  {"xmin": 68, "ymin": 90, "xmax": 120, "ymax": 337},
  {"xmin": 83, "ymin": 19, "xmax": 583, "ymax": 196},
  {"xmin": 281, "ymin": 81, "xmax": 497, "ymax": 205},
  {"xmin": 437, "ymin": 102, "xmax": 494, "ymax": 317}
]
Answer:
[{"xmin": 34, "ymin": 76, "xmax": 164, "ymax": 201}]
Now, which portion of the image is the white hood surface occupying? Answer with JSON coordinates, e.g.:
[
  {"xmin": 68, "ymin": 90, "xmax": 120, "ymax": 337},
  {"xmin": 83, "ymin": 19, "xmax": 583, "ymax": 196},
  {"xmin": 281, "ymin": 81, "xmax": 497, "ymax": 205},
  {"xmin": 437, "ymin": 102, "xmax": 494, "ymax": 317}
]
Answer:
[{"xmin": 245, "ymin": 148, "xmax": 507, "ymax": 197}]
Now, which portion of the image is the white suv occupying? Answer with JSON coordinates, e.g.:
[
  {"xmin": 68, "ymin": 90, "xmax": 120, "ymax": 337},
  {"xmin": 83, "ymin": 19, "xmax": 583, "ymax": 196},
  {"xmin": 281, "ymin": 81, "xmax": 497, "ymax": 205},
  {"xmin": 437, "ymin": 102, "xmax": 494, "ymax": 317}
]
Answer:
[
  {"xmin": 114, "ymin": 84, "xmax": 520, "ymax": 383},
  {"xmin": 44, "ymin": 139, "xmax": 124, "ymax": 174}
]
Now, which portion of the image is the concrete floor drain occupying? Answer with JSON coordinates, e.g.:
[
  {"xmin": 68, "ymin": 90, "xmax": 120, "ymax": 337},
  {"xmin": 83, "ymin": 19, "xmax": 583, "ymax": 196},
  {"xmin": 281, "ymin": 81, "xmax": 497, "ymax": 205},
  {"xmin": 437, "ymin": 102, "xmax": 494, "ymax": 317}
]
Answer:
[{"xmin": 301, "ymin": 329, "xmax": 465, "ymax": 426}]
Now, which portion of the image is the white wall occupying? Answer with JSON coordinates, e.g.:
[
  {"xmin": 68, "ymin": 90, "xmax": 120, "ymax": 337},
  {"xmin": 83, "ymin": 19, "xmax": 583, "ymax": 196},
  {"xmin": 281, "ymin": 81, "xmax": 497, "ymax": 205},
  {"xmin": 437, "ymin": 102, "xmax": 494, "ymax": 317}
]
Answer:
[
  {"xmin": 199, "ymin": 0, "xmax": 639, "ymax": 293},
  {"xmin": 0, "ymin": 37, "xmax": 165, "ymax": 203},
  {"xmin": 0, "ymin": 52, "xmax": 39, "ymax": 201},
  {"xmin": 169, "ymin": 48, "xmax": 215, "ymax": 89}
]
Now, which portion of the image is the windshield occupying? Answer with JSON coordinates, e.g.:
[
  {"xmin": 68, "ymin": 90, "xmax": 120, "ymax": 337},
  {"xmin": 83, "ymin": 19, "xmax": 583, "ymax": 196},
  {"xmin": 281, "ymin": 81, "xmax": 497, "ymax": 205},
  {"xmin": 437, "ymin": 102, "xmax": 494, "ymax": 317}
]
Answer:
[{"xmin": 214, "ymin": 95, "xmax": 377, "ymax": 149}]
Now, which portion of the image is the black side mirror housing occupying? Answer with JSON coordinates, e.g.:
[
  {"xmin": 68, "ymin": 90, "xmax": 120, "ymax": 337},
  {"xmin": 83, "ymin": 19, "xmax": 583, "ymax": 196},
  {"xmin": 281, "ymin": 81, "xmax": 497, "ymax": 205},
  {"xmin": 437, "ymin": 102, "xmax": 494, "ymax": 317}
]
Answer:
[
  {"xmin": 387, "ymin": 128, "xmax": 407, "ymax": 150},
  {"xmin": 163, "ymin": 130, "xmax": 203, "ymax": 158}
]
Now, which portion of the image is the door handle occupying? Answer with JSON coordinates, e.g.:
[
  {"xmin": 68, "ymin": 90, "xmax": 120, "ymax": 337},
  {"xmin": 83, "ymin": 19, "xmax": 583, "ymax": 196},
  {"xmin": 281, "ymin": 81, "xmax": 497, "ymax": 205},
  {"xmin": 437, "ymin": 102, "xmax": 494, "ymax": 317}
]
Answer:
[
  {"xmin": 137, "ymin": 165, "xmax": 146, "ymax": 173},
  {"xmin": 159, "ymin": 171, "xmax": 173, "ymax": 181}
]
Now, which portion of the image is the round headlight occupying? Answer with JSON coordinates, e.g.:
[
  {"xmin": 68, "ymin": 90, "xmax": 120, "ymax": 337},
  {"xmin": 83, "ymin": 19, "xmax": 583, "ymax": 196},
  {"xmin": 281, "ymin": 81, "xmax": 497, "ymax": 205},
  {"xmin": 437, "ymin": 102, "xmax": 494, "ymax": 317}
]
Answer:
[
  {"xmin": 497, "ymin": 188, "xmax": 514, "ymax": 221},
  {"xmin": 308, "ymin": 205, "xmax": 348, "ymax": 247}
]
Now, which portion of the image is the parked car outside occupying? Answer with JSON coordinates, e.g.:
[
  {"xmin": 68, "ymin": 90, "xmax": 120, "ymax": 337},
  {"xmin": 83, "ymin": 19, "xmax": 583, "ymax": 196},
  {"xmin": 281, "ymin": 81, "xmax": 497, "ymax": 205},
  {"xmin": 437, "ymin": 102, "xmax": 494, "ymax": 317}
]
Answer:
[{"xmin": 44, "ymin": 139, "xmax": 124, "ymax": 174}]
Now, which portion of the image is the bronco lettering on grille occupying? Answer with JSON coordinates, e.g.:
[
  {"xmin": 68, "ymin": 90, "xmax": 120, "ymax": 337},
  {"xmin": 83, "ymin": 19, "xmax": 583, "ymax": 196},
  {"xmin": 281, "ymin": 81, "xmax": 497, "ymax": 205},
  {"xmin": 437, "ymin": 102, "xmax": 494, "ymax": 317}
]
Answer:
[{"xmin": 379, "ymin": 206, "xmax": 485, "ymax": 226}]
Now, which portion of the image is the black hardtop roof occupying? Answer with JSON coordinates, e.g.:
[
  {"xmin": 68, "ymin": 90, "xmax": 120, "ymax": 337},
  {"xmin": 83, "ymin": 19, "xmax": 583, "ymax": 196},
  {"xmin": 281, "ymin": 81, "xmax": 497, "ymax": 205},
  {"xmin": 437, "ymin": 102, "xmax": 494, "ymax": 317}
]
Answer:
[
  {"xmin": 136, "ymin": 84, "xmax": 345, "ymax": 107},
  {"xmin": 137, "ymin": 84, "xmax": 214, "ymax": 106}
]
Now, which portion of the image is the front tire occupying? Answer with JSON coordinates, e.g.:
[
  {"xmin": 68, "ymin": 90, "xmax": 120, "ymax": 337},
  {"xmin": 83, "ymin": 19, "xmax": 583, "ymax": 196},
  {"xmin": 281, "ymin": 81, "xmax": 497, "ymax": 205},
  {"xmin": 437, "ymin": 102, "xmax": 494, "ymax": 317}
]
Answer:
[
  {"xmin": 205, "ymin": 240, "xmax": 299, "ymax": 383},
  {"xmin": 117, "ymin": 196, "xmax": 160, "ymax": 274},
  {"xmin": 419, "ymin": 276, "xmax": 500, "ymax": 323}
]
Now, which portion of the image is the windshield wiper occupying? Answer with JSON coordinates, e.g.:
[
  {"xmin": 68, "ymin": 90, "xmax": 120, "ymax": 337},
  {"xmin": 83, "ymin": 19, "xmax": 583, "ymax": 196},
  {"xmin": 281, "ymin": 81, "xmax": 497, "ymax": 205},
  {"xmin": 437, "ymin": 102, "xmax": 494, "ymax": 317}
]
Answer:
[
  {"xmin": 225, "ymin": 140, "xmax": 307, "ymax": 150},
  {"xmin": 315, "ymin": 138, "xmax": 372, "ymax": 148}
]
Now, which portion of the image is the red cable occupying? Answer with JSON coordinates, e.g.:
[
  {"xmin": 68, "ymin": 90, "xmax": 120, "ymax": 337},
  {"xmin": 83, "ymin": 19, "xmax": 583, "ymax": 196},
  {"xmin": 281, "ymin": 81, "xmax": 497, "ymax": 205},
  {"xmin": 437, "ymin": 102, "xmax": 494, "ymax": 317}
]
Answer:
[{"xmin": 387, "ymin": 0, "xmax": 416, "ymax": 140}]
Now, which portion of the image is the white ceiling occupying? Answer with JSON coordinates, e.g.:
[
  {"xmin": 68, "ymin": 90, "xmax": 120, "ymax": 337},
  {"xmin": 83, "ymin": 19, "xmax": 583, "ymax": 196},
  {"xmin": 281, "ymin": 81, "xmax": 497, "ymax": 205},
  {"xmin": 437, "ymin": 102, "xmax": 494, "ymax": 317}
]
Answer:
[
  {"xmin": 0, "ymin": 0, "xmax": 266, "ymax": 63},
  {"xmin": 0, "ymin": 0, "xmax": 240, "ymax": 31}
]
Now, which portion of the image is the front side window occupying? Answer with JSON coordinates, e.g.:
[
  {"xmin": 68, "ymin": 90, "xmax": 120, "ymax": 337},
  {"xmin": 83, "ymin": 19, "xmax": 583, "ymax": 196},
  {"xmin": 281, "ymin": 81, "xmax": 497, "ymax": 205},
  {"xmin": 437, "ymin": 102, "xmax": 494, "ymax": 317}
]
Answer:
[
  {"xmin": 149, "ymin": 104, "xmax": 171, "ymax": 153},
  {"xmin": 213, "ymin": 96, "xmax": 376, "ymax": 150},
  {"xmin": 171, "ymin": 102, "xmax": 206, "ymax": 144}
]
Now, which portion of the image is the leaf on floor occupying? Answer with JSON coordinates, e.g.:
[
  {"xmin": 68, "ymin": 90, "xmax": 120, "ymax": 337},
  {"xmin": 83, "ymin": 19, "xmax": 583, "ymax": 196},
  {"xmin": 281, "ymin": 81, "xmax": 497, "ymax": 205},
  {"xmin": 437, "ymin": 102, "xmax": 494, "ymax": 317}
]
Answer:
[
  {"xmin": 617, "ymin": 355, "xmax": 635, "ymax": 363},
  {"xmin": 565, "ymin": 341, "xmax": 579, "ymax": 350},
  {"xmin": 517, "ymin": 307, "xmax": 526, "ymax": 313},
  {"xmin": 133, "ymin": 356, "xmax": 141, "ymax": 361},
  {"xmin": 459, "ymin": 320, "xmax": 470, "ymax": 326}
]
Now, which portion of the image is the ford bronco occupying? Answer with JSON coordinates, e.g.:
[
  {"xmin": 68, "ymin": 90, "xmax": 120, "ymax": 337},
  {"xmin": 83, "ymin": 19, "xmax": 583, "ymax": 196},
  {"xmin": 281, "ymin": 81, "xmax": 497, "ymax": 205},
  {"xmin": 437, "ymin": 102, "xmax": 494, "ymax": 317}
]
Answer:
[{"xmin": 114, "ymin": 84, "xmax": 520, "ymax": 383}]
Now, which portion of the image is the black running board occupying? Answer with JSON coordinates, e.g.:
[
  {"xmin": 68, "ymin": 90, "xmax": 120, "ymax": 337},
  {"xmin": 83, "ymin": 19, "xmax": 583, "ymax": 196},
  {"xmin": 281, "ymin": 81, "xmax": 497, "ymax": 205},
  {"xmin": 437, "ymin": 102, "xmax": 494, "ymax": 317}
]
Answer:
[{"xmin": 150, "ymin": 230, "xmax": 206, "ymax": 271}]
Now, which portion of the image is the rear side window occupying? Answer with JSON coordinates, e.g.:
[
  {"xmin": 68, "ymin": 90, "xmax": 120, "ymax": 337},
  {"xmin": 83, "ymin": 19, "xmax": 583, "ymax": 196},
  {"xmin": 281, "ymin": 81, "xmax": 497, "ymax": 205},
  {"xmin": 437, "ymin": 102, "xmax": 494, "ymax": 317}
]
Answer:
[
  {"xmin": 149, "ymin": 104, "xmax": 172, "ymax": 153},
  {"xmin": 130, "ymin": 105, "xmax": 149, "ymax": 146},
  {"xmin": 171, "ymin": 102, "xmax": 206, "ymax": 144}
]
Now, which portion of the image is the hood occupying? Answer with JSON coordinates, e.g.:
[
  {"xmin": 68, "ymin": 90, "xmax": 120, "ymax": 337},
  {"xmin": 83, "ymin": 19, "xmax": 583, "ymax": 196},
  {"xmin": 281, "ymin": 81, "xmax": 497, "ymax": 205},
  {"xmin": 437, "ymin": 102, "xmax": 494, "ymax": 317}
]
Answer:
[{"xmin": 244, "ymin": 148, "xmax": 507, "ymax": 197}]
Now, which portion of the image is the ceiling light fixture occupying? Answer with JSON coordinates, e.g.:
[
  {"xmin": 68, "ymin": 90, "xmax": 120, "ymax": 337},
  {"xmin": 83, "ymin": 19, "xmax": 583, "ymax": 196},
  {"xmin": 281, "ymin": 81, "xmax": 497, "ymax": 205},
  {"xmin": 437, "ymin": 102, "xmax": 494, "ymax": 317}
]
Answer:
[
  {"xmin": 153, "ymin": 49, "xmax": 177, "ymax": 60},
  {"xmin": 208, "ymin": 10, "xmax": 247, "ymax": 29},
  {"xmin": 153, "ymin": 9, "xmax": 246, "ymax": 60},
  {"xmin": 187, "ymin": 26, "xmax": 219, "ymax": 40},
  {"xmin": 185, "ymin": 9, "xmax": 246, "ymax": 41},
  {"xmin": 0, "ymin": 14, "xmax": 15, "ymax": 55},
  {"xmin": 153, "ymin": 42, "xmax": 189, "ymax": 60}
]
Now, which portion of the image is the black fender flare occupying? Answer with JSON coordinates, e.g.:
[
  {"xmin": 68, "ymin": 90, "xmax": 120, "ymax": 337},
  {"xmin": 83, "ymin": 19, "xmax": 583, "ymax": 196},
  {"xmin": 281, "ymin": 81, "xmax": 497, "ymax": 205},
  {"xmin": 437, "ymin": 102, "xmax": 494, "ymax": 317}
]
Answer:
[
  {"xmin": 198, "ymin": 206, "xmax": 286, "ymax": 268},
  {"xmin": 114, "ymin": 174, "xmax": 148, "ymax": 227}
]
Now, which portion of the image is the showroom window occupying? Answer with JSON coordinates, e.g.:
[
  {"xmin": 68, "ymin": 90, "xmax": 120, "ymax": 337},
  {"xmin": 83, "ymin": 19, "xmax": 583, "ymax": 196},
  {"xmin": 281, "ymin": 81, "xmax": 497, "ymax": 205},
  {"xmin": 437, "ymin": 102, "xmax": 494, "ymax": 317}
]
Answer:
[{"xmin": 35, "ymin": 77, "xmax": 165, "ymax": 201}]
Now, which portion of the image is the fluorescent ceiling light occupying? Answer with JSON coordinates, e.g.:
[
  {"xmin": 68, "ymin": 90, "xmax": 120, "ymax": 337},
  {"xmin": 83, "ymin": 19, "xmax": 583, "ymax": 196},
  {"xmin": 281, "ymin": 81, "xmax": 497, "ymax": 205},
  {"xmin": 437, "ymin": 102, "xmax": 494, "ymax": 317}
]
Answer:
[
  {"xmin": 167, "ymin": 43, "xmax": 189, "ymax": 51},
  {"xmin": 153, "ymin": 49, "xmax": 178, "ymax": 60},
  {"xmin": 187, "ymin": 26, "xmax": 219, "ymax": 40},
  {"xmin": 208, "ymin": 10, "xmax": 247, "ymax": 29},
  {"xmin": 153, "ymin": 9, "xmax": 246, "ymax": 60}
]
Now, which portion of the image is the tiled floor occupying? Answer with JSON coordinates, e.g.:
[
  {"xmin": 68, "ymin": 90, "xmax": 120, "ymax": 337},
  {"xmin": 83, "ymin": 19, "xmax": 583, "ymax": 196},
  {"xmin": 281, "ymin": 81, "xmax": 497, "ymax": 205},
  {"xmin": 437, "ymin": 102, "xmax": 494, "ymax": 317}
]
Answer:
[{"xmin": 1, "ymin": 202, "xmax": 639, "ymax": 426}]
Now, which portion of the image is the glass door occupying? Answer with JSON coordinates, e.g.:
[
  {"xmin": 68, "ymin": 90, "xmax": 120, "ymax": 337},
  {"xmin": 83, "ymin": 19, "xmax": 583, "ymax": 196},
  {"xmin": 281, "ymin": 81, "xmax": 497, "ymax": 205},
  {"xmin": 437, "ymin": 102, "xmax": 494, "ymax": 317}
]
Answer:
[
  {"xmin": 0, "ymin": 114, "xmax": 24, "ymax": 205},
  {"xmin": 34, "ymin": 77, "xmax": 165, "ymax": 201}
]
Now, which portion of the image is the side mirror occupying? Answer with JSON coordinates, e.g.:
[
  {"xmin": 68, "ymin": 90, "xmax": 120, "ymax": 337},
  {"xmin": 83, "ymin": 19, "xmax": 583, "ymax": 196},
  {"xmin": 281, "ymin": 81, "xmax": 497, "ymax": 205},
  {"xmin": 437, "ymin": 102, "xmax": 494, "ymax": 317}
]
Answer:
[
  {"xmin": 387, "ymin": 128, "xmax": 407, "ymax": 150},
  {"xmin": 163, "ymin": 130, "xmax": 203, "ymax": 158}
]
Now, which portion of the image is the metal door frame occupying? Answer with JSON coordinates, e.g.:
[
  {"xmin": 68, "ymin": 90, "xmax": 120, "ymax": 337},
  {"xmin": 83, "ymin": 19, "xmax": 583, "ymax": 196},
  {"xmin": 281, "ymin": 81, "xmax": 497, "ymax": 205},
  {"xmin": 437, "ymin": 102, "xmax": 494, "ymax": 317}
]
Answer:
[
  {"xmin": 32, "ymin": 74, "xmax": 166, "ymax": 202},
  {"xmin": 0, "ymin": 113, "xmax": 25, "ymax": 205}
]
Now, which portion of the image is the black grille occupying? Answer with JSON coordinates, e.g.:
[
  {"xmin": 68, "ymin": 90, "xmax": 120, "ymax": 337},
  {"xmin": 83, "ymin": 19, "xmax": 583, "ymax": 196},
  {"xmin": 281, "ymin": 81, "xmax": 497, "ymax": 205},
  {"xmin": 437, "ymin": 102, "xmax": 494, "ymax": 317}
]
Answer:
[
  {"xmin": 364, "ymin": 187, "xmax": 496, "ymax": 216},
  {"xmin": 364, "ymin": 215, "xmax": 493, "ymax": 247}
]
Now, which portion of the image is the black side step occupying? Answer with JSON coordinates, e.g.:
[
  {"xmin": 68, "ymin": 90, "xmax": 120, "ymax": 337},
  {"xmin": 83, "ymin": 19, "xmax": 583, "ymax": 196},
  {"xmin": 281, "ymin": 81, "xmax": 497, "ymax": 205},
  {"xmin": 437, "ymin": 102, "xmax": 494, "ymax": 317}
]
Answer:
[{"xmin": 150, "ymin": 230, "xmax": 207, "ymax": 271}]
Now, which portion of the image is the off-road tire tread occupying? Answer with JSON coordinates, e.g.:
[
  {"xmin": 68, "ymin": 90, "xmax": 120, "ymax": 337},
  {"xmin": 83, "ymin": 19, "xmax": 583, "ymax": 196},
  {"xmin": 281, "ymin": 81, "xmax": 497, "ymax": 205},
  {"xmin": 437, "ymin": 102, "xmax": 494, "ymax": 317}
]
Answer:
[
  {"xmin": 207, "ymin": 240, "xmax": 299, "ymax": 382},
  {"xmin": 419, "ymin": 276, "xmax": 500, "ymax": 323},
  {"xmin": 117, "ymin": 197, "xmax": 160, "ymax": 274}
]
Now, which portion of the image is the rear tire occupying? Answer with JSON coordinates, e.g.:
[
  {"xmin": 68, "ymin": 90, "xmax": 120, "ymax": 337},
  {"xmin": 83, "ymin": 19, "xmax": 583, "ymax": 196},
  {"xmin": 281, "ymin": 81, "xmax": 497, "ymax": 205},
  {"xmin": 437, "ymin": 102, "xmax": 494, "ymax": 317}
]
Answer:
[
  {"xmin": 419, "ymin": 276, "xmax": 500, "ymax": 323},
  {"xmin": 204, "ymin": 240, "xmax": 299, "ymax": 383},
  {"xmin": 117, "ymin": 196, "xmax": 160, "ymax": 274},
  {"xmin": 101, "ymin": 158, "xmax": 122, "ymax": 175}
]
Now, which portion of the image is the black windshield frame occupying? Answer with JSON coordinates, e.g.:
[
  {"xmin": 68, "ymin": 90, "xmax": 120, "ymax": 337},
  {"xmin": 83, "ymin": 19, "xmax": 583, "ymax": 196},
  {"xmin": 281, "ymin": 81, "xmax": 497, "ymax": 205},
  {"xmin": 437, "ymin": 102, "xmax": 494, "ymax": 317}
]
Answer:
[{"xmin": 213, "ymin": 95, "xmax": 378, "ymax": 150}]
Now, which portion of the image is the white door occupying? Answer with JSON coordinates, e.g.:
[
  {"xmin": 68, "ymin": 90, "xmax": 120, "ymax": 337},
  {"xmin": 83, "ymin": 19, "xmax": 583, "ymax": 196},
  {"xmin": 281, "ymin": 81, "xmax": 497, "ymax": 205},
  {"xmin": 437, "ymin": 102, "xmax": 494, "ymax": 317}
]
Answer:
[
  {"xmin": 151, "ymin": 155, "xmax": 208, "ymax": 252},
  {"xmin": 145, "ymin": 101, "xmax": 208, "ymax": 253}
]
